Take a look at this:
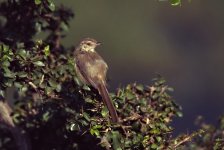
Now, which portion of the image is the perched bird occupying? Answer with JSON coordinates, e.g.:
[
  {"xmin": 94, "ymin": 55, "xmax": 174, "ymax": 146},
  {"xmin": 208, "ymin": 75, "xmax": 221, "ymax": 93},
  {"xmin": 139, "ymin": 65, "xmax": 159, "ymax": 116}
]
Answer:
[{"xmin": 74, "ymin": 38, "xmax": 119, "ymax": 123}]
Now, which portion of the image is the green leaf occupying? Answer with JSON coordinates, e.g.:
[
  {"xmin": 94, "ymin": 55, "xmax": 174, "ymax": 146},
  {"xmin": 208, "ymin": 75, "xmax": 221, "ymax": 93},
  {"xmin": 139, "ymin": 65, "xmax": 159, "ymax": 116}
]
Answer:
[
  {"xmin": 45, "ymin": 86, "xmax": 53, "ymax": 95},
  {"xmin": 35, "ymin": 22, "xmax": 41, "ymax": 34},
  {"xmin": 0, "ymin": 90, "xmax": 4, "ymax": 97},
  {"xmin": 17, "ymin": 49, "xmax": 27, "ymax": 60},
  {"xmin": 151, "ymin": 143, "xmax": 158, "ymax": 149},
  {"xmin": 136, "ymin": 84, "xmax": 144, "ymax": 91},
  {"xmin": 33, "ymin": 61, "xmax": 45, "ymax": 67},
  {"xmin": 156, "ymin": 136, "xmax": 162, "ymax": 142},
  {"xmin": 101, "ymin": 106, "xmax": 109, "ymax": 118},
  {"xmin": 176, "ymin": 111, "xmax": 183, "ymax": 117},
  {"xmin": 48, "ymin": 0, "xmax": 55, "ymax": 11},
  {"xmin": 111, "ymin": 131, "xmax": 122, "ymax": 150},
  {"xmin": 1, "ymin": 60, "xmax": 10, "ymax": 67},
  {"xmin": 2, "ymin": 44, "xmax": 9, "ymax": 53},
  {"xmin": 42, "ymin": 111, "xmax": 51, "ymax": 122},
  {"xmin": 90, "ymin": 128, "xmax": 100, "ymax": 136},
  {"xmin": 82, "ymin": 85, "xmax": 91, "ymax": 91},
  {"xmin": 44, "ymin": 45, "xmax": 50, "ymax": 56},
  {"xmin": 48, "ymin": 79, "xmax": 57, "ymax": 88},
  {"xmin": 170, "ymin": 0, "xmax": 181, "ymax": 6},
  {"xmin": 3, "ymin": 68, "xmax": 15, "ymax": 78},
  {"xmin": 21, "ymin": 86, "xmax": 28, "ymax": 93},
  {"xmin": 83, "ymin": 112, "xmax": 90, "ymax": 121},
  {"xmin": 17, "ymin": 71, "xmax": 27, "ymax": 78},
  {"xmin": 79, "ymin": 119, "xmax": 88, "ymax": 126},
  {"xmin": 90, "ymin": 125, "xmax": 102, "ymax": 137},
  {"xmin": 70, "ymin": 123, "xmax": 80, "ymax": 131},
  {"xmin": 85, "ymin": 98, "xmax": 93, "ymax": 104},
  {"xmin": 126, "ymin": 91, "xmax": 135, "ymax": 100},
  {"xmin": 56, "ymin": 84, "xmax": 61, "ymax": 92},
  {"xmin": 14, "ymin": 82, "xmax": 23, "ymax": 88},
  {"xmin": 2, "ymin": 54, "xmax": 13, "ymax": 61},
  {"xmin": 92, "ymin": 125, "xmax": 102, "ymax": 129},
  {"xmin": 61, "ymin": 22, "xmax": 68, "ymax": 31},
  {"xmin": 3, "ymin": 79, "xmax": 14, "ymax": 87},
  {"xmin": 34, "ymin": 0, "xmax": 42, "ymax": 5}
]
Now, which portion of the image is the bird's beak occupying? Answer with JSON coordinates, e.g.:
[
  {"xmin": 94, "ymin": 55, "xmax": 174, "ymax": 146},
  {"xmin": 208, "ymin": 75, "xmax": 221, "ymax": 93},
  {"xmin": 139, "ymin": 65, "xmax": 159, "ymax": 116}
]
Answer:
[{"xmin": 96, "ymin": 42, "xmax": 101, "ymax": 46}]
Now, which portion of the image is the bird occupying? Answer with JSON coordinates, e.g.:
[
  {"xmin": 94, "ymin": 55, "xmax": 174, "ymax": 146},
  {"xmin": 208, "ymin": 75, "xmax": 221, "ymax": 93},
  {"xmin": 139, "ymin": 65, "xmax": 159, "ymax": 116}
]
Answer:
[{"xmin": 74, "ymin": 38, "xmax": 119, "ymax": 123}]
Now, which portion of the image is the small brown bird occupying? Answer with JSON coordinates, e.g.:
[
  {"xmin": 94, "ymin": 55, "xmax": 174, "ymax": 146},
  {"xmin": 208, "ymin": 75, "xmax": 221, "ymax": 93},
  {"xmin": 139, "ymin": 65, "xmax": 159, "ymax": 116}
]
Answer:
[{"xmin": 74, "ymin": 38, "xmax": 119, "ymax": 123}]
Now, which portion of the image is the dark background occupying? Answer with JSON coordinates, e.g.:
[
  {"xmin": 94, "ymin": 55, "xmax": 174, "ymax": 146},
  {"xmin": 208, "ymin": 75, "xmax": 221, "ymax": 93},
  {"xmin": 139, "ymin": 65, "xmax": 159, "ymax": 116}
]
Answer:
[{"xmin": 53, "ymin": 0, "xmax": 224, "ymax": 134}]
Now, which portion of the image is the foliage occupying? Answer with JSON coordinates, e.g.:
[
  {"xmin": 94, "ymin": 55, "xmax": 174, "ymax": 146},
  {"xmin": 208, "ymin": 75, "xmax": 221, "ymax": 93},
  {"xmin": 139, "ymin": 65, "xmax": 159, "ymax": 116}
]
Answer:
[
  {"xmin": 180, "ymin": 116, "xmax": 224, "ymax": 150},
  {"xmin": 0, "ymin": 0, "xmax": 219, "ymax": 150}
]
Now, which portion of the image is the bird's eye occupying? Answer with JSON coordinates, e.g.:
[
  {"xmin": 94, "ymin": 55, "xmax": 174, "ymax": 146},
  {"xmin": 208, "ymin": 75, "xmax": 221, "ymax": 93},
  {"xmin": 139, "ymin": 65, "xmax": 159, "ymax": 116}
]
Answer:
[{"xmin": 86, "ymin": 43, "xmax": 91, "ymax": 46}]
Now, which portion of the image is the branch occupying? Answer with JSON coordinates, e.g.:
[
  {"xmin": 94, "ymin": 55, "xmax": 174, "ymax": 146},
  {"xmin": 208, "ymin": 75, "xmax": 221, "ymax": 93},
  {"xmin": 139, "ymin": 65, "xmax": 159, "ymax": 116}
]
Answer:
[{"xmin": 0, "ymin": 100, "xmax": 30, "ymax": 150}]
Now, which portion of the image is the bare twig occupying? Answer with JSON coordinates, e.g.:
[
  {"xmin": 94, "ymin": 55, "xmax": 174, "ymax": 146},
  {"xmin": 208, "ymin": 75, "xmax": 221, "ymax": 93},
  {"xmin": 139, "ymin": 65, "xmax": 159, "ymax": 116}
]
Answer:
[{"xmin": 170, "ymin": 129, "xmax": 204, "ymax": 149}]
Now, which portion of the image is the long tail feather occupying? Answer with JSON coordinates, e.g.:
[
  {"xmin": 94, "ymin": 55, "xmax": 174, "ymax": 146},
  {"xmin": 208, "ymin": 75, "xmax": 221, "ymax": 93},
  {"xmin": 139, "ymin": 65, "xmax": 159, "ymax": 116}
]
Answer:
[{"xmin": 97, "ymin": 83, "xmax": 119, "ymax": 123}]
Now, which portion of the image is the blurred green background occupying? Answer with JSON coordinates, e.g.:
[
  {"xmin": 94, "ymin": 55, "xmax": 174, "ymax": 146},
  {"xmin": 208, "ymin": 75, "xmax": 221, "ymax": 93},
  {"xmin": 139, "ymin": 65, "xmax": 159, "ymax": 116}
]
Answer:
[{"xmin": 55, "ymin": 0, "xmax": 224, "ymax": 134}]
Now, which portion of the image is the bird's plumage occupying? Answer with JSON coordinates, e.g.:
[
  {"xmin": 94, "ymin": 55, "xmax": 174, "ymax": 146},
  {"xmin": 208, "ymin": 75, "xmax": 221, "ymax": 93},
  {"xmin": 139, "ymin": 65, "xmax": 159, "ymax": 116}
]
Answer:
[{"xmin": 74, "ymin": 38, "xmax": 119, "ymax": 122}]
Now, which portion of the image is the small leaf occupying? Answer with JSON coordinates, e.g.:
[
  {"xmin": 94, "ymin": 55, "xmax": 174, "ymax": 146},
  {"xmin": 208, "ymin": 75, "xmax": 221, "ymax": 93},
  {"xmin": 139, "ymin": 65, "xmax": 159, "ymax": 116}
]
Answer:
[
  {"xmin": 176, "ymin": 111, "xmax": 183, "ymax": 117},
  {"xmin": 1, "ymin": 60, "xmax": 10, "ymax": 67},
  {"xmin": 17, "ymin": 49, "xmax": 27, "ymax": 60},
  {"xmin": 0, "ymin": 90, "xmax": 4, "ymax": 97},
  {"xmin": 21, "ymin": 86, "xmax": 28, "ymax": 92},
  {"xmin": 44, "ymin": 45, "xmax": 50, "ymax": 56},
  {"xmin": 35, "ymin": 22, "xmax": 41, "ymax": 34},
  {"xmin": 82, "ymin": 85, "xmax": 91, "ymax": 91},
  {"xmin": 48, "ymin": 0, "xmax": 55, "ymax": 11},
  {"xmin": 42, "ymin": 111, "xmax": 50, "ymax": 122},
  {"xmin": 33, "ymin": 61, "xmax": 45, "ymax": 66},
  {"xmin": 34, "ymin": 0, "xmax": 42, "ymax": 5},
  {"xmin": 56, "ymin": 84, "xmax": 61, "ymax": 92},
  {"xmin": 2, "ymin": 44, "xmax": 9, "ymax": 53},
  {"xmin": 151, "ymin": 143, "xmax": 158, "ymax": 149},
  {"xmin": 48, "ymin": 79, "xmax": 57, "ymax": 88},
  {"xmin": 101, "ymin": 107, "xmax": 109, "ymax": 118},
  {"xmin": 170, "ymin": 0, "xmax": 181, "ymax": 6},
  {"xmin": 83, "ymin": 112, "xmax": 90, "ymax": 121},
  {"xmin": 14, "ymin": 82, "xmax": 22, "ymax": 88},
  {"xmin": 156, "ymin": 136, "xmax": 162, "ymax": 142},
  {"xmin": 17, "ymin": 72, "xmax": 27, "ymax": 78},
  {"xmin": 61, "ymin": 22, "xmax": 68, "ymax": 31},
  {"xmin": 85, "ymin": 98, "xmax": 93, "ymax": 103},
  {"xmin": 3, "ymin": 68, "xmax": 15, "ymax": 78},
  {"xmin": 79, "ymin": 119, "xmax": 88, "ymax": 126},
  {"xmin": 167, "ymin": 87, "xmax": 174, "ymax": 92},
  {"xmin": 3, "ymin": 79, "xmax": 13, "ymax": 87},
  {"xmin": 111, "ymin": 131, "xmax": 122, "ymax": 150},
  {"xmin": 136, "ymin": 84, "xmax": 144, "ymax": 91},
  {"xmin": 92, "ymin": 125, "xmax": 102, "ymax": 129},
  {"xmin": 126, "ymin": 91, "xmax": 135, "ymax": 100},
  {"xmin": 45, "ymin": 87, "xmax": 53, "ymax": 95},
  {"xmin": 90, "ymin": 128, "xmax": 100, "ymax": 136},
  {"xmin": 90, "ymin": 125, "xmax": 102, "ymax": 137},
  {"xmin": 70, "ymin": 123, "xmax": 80, "ymax": 131}
]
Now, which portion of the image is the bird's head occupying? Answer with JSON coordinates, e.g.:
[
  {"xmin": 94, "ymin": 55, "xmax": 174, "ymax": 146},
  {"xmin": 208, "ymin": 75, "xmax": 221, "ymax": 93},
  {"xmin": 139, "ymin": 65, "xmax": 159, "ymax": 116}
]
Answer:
[{"xmin": 78, "ymin": 38, "xmax": 101, "ymax": 52}]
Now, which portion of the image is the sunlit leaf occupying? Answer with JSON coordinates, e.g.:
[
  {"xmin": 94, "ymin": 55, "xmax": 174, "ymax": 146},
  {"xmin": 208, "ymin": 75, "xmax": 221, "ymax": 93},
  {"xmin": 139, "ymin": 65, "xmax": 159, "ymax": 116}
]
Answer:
[
  {"xmin": 34, "ymin": 0, "xmax": 42, "ymax": 5},
  {"xmin": 17, "ymin": 49, "xmax": 27, "ymax": 60},
  {"xmin": 170, "ymin": 0, "xmax": 181, "ymax": 6},
  {"xmin": 44, "ymin": 45, "xmax": 50, "ymax": 56},
  {"xmin": 48, "ymin": 0, "xmax": 55, "ymax": 11},
  {"xmin": 33, "ymin": 61, "xmax": 45, "ymax": 66},
  {"xmin": 101, "ymin": 106, "xmax": 109, "ymax": 117}
]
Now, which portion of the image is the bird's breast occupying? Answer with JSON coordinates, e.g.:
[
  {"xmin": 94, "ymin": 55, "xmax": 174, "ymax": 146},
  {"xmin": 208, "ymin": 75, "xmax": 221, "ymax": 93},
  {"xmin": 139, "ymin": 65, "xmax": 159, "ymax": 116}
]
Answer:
[{"xmin": 85, "ymin": 59, "xmax": 107, "ymax": 79}]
